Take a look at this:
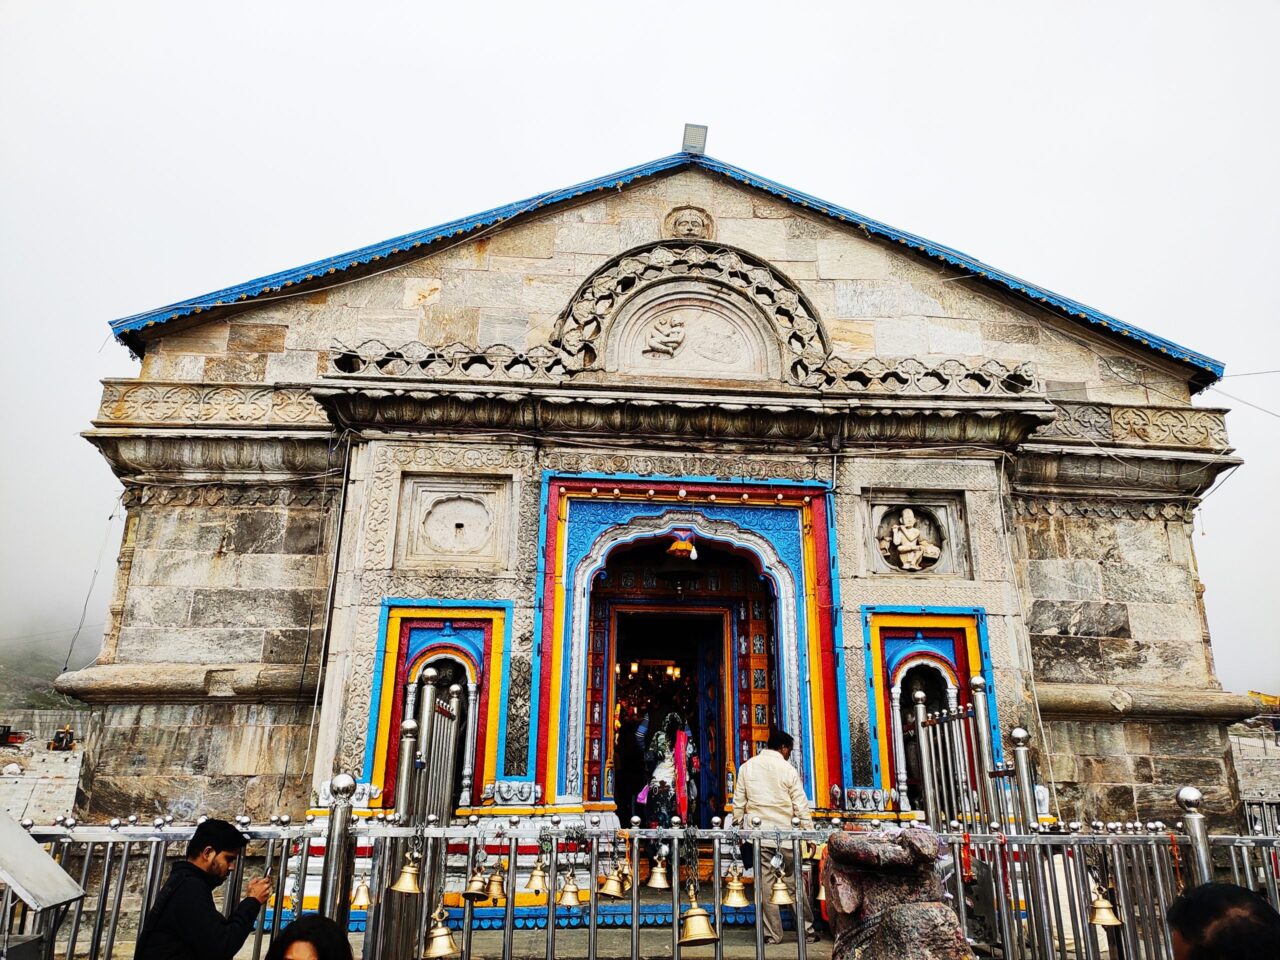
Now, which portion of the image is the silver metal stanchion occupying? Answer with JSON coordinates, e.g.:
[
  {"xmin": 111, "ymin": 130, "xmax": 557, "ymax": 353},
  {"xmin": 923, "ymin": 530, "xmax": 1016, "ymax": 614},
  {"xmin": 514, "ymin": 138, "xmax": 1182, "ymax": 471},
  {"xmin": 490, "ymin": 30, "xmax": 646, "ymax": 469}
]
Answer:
[{"xmin": 1177, "ymin": 786, "xmax": 1213, "ymax": 886}]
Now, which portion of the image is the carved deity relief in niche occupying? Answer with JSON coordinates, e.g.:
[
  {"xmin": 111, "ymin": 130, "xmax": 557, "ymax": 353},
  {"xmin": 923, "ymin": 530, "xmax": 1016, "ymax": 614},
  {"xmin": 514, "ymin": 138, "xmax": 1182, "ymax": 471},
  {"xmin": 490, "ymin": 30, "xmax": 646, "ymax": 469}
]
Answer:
[
  {"xmin": 876, "ymin": 506, "xmax": 944, "ymax": 572},
  {"xmin": 663, "ymin": 205, "xmax": 714, "ymax": 240}
]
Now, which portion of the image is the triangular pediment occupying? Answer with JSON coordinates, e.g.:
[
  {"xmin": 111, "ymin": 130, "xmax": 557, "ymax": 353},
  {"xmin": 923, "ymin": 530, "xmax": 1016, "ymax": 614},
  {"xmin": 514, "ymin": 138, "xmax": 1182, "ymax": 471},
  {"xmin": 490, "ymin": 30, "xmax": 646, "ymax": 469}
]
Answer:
[{"xmin": 110, "ymin": 153, "xmax": 1221, "ymax": 391}]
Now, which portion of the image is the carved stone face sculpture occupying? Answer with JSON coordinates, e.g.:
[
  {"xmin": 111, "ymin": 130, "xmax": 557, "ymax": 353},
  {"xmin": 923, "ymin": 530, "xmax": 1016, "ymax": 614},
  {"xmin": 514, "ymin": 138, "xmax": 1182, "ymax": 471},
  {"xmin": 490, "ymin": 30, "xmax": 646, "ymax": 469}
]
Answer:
[
  {"xmin": 674, "ymin": 210, "xmax": 706, "ymax": 238},
  {"xmin": 664, "ymin": 206, "xmax": 713, "ymax": 240}
]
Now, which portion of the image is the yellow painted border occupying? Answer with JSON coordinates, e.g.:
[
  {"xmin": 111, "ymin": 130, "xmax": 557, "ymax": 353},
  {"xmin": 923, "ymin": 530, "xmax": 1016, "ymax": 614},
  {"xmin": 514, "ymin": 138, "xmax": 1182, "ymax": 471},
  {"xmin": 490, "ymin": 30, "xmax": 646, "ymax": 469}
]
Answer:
[
  {"xmin": 370, "ymin": 606, "xmax": 506, "ymax": 809},
  {"xmin": 866, "ymin": 612, "xmax": 981, "ymax": 784}
]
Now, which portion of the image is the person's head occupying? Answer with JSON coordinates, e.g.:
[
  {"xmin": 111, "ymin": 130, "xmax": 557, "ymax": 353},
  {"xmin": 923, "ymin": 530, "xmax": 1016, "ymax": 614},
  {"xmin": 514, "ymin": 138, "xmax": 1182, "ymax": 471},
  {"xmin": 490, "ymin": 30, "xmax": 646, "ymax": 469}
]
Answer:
[
  {"xmin": 185, "ymin": 818, "xmax": 249, "ymax": 884},
  {"xmin": 264, "ymin": 915, "xmax": 354, "ymax": 960},
  {"xmin": 767, "ymin": 729, "xmax": 794, "ymax": 760},
  {"xmin": 1166, "ymin": 882, "xmax": 1280, "ymax": 960}
]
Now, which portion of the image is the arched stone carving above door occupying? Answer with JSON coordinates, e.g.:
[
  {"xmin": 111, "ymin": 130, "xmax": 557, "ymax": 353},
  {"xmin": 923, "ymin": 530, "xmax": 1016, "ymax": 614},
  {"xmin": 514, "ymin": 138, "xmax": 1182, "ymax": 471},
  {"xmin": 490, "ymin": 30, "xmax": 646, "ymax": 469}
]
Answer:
[{"xmin": 552, "ymin": 241, "xmax": 830, "ymax": 386}]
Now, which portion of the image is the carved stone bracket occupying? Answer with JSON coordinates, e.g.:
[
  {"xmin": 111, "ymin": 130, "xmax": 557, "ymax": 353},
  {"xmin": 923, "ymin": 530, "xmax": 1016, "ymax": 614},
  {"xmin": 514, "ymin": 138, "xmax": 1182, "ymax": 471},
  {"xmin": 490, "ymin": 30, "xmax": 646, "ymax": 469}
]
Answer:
[{"xmin": 1032, "ymin": 401, "xmax": 1231, "ymax": 452}]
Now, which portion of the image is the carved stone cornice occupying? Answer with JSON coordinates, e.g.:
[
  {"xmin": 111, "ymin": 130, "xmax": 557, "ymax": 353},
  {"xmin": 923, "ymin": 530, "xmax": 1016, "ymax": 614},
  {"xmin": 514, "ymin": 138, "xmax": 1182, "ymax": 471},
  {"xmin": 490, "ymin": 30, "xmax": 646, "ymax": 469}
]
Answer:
[
  {"xmin": 55, "ymin": 661, "xmax": 320, "ymax": 704},
  {"xmin": 85, "ymin": 430, "xmax": 339, "ymax": 484},
  {"xmin": 95, "ymin": 380, "xmax": 328, "ymax": 428},
  {"xmin": 1012, "ymin": 496, "xmax": 1196, "ymax": 523},
  {"xmin": 314, "ymin": 380, "xmax": 1055, "ymax": 448},
  {"xmin": 1034, "ymin": 682, "xmax": 1257, "ymax": 723},
  {"xmin": 1032, "ymin": 400, "xmax": 1231, "ymax": 452},
  {"xmin": 1011, "ymin": 442, "xmax": 1241, "ymax": 499}
]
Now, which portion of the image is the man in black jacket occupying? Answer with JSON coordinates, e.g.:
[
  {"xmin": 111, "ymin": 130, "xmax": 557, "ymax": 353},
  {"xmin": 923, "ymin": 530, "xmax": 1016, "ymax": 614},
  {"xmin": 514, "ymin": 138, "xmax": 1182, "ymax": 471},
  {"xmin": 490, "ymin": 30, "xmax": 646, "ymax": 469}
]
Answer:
[{"xmin": 135, "ymin": 818, "xmax": 273, "ymax": 960}]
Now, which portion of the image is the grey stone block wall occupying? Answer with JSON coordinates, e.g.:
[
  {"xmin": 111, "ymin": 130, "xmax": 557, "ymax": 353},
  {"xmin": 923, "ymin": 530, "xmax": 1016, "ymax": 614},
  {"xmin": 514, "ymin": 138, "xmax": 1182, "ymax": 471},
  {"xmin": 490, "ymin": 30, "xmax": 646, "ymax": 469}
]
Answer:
[{"xmin": 1013, "ymin": 509, "xmax": 1244, "ymax": 825}]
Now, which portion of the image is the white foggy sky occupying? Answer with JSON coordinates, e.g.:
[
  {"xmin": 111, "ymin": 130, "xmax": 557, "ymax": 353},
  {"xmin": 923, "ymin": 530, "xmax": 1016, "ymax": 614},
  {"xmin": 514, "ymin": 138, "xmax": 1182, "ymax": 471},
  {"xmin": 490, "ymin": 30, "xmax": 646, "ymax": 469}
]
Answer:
[{"xmin": 1, "ymin": 2, "xmax": 1277, "ymax": 694}]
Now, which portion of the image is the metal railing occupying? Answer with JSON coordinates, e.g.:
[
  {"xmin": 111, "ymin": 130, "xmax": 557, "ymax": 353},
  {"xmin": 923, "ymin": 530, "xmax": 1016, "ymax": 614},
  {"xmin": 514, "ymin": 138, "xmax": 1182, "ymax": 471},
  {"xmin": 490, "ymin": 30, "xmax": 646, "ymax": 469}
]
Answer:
[{"xmin": 6, "ymin": 788, "xmax": 1280, "ymax": 960}]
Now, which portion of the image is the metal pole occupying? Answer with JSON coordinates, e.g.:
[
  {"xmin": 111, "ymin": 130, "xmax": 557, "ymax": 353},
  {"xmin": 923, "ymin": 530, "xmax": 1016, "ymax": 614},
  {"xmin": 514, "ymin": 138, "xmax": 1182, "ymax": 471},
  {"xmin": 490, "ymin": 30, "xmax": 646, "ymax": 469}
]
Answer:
[
  {"xmin": 752, "ymin": 819, "xmax": 765, "ymax": 960},
  {"xmin": 415, "ymin": 671, "xmax": 441, "ymax": 823},
  {"xmin": 459, "ymin": 683, "xmax": 480, "ymax": 809},
  {"xmin": 546, "ymin": 816, "xmax": 560, "ymax": 960},
  {"xmin": 791, "ymin": 821, "xmax": 807, "ymax": 960},
  {"xmin": 670, "ymin": 817, "xmax": 681, "ymax": 960},
  {"xmin": 319, "ymin": 773, "xmax": 357, "ymax": 929},
  {"xmin": 970, "ymin": 677, "xmax": 998, "ymax": 827},
  {"xmin": 101, "ymin": 837, "xmax": 132, "ymax": 960},
  {"xmin": 711, "ymin": 817, "xmax": 724, "ymax": 960},
  {"xmin": 586, "ymin": 817, "xmax": 600, "ymax": 960},
  {"xmin": 629, "ymin": 817, "xmax": 641, "ymax": 960},
  {"xmin": 502, "ymin": 818, "xmax": 519, "ymax": 960},
  {"xmin": 1010, "ymin": 729, "xmax": 1053, "ymax": 957},
  {"xmin": 1177, "ymin": 787, "xmax": 1213, "ymax": 886},
  {"xmin": 460, "ymin": 823, "xmax": 478, "ymax": 960},
  {"xmin": 890, "ymin": 688, "xmax": 911, "ymax": 811},
  {"xmin": 913, "ymin": 693, "xmax": 939, "ymax": 828}
]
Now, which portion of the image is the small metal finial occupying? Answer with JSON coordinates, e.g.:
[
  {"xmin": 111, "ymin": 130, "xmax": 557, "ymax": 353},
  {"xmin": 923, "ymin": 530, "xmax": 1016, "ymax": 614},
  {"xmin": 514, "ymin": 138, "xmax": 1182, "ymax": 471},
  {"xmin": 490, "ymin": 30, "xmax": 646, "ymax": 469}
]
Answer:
[
  {"xmin": 279, "ymin": 814, "xmax": 291, "ymax": 825},
  {"xmin": 913, "ymin": 690, "xmax": 927, "ymax": 704},
  {"xmin": 751, "ymin": 816, "xmax": 762, "ymax": 828},
  {"xmin": 550, "ymin": 815, "xmax": 562, "ymax": 826},
  {"xmin": 630, "ymin": 816, "xmax": 641, "ymax": 827},
  {"xmin": 154, "ymin": 817, "xmax": 165, "ymax": 829},
  {"xmin": 64, "ymin": 817, "xmax": 77, "ymax": 829},
  {"xmin": 427, "ymin": 814, "xmax": 439, "ymax": 825},
  {"xmin": 109, "ymin": 818, "xmax": 121, "ymax": 830},
  {"xmin": 1175, "ymin": 786, "xmax": 1204, "ymax": 812},
  {"xmin": 510, "ymin": 816, "xmax": 521, "ymax": 827},
  {"xmin": 711, "ymin": 817, "xmax": 722, "ymax": 828},
  {"xmin": 1010, "ymin": 727, "xmax": 1030, "ymax": 746},
  {"xmin": 970, "ymin": 675, "xmax": 986, "ymax": 692},
  {"xmin": 791, "ymin": 817, "xmax": 800, "ymax": 828},
  {"xmin": 468, "ymin": 814, "xmax": 480, "ymax": 825}
]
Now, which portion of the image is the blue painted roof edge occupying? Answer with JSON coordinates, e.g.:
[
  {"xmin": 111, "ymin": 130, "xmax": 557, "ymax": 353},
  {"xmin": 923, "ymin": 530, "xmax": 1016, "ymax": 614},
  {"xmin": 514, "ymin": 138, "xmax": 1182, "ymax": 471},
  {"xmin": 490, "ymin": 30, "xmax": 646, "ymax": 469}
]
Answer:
[{"xmin": 109, "ymin": 151, "xmax": 1223, "ymax": 380}]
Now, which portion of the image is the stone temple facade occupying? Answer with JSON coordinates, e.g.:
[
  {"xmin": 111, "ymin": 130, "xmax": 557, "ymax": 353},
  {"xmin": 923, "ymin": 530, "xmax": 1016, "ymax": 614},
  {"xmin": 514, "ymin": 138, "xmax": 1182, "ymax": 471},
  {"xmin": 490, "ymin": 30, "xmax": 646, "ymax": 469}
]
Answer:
[{"xmin": 58, "ymin": 151, "xmax": 1256, "ymax": 830}]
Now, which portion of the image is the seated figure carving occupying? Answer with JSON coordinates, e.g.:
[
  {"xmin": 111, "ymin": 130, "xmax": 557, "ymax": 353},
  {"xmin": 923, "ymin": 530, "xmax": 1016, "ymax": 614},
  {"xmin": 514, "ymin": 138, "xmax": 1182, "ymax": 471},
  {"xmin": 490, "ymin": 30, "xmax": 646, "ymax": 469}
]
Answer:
[{"xmin": 823, "ymin": 827, "xmax": 973, "ymax": 959}]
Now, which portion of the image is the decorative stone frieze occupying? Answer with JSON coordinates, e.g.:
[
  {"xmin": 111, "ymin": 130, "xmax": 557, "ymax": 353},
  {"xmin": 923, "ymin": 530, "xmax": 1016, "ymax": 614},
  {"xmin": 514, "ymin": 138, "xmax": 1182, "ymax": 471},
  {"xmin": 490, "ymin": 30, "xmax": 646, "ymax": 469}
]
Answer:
[
  {"xmin": 328, "ymin": 340, "xmax": 1040, "ymax": 401},
  {"xmin": 121, "ymin": 484, "xmax": 336, "ymax": 508},
  {"xmin": 96, "ymin": 380, "xmax": 328, "ymax": 427},
  {"xmin": 1033, "ymin": 401, "xmax": 1230, "ymax": 452}
]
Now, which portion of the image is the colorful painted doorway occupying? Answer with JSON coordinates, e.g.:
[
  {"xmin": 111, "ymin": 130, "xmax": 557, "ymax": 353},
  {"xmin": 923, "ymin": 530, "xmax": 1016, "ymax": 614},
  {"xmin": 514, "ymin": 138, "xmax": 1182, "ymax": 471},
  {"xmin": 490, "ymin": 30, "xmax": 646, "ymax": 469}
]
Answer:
[{"xmin": 582, "ymin": 538, "xmax": 779, "ymax": 825}]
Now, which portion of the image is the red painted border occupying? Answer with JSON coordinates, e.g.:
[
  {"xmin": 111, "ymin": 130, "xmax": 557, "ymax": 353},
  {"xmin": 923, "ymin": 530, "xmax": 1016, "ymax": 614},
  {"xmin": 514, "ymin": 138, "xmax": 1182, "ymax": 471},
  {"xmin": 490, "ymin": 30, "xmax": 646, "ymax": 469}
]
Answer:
[
  {"xmin": 384, "ymin": 618, "xmax": 492, "ymax": 805},
  {"xmin": 533, "ymin": 478, "xmax": 840, "ymax": 800}
]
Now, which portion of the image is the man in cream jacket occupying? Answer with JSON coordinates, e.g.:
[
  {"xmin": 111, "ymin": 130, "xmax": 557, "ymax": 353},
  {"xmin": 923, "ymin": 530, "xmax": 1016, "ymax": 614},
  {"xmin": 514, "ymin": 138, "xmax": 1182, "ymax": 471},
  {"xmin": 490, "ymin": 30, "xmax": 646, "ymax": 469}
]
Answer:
[{"xmin": 731, "ymin": 729, "xmax": 819, "ymax": 943}]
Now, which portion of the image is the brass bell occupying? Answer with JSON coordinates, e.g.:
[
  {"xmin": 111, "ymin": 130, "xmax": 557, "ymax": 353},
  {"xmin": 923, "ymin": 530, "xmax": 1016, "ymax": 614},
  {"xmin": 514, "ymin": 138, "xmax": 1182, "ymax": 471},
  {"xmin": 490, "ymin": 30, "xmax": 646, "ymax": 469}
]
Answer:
[
  {"xmin": 390, "ymin": 853, "xmax": 423, "ymax": 895},
  {"xmin": 619, "ymin": 860, "xmax": 633, "ymax": 893},
  {"xmin": 557, "ymin": 872, "xmax": 587, "ymax": 907},
  {"xmin": 524, "ymin": 857, "xmax": 549, "ymax": 897},
  {"xmin": 598, "ymin": 867, "xmax": 626, "ymax": 900},
  {"xmin": 1088, "ymin": 892, "xmax": 1123, "ymax": 927},
  {"xmin": 350, "ymin": 875, "xmax": 372, "ymax": 910},
  {"xmin": 678, "ymin": 886, "xmax": 719, "ymax": 946},
  {"xmin": 485, "ymin": 864, "xmax": 507, "ymax": 902},
  {"xmin": 461, "ymin": 866, "xmax": 489, "ymax": 902},
  {"xmin": 646, "ymin": 857, "xmax": 671, "ymax": 889},
  {"xmin": 768, "ymin": 871, "xmax": 794, "ymax": 906},
  {"xmin": 722, "ymin": 867, "xmax": 751, "ymax": 909},
  {"xmin": 423, "ymin": 906, "xmax": 459, "ymax": 958}
]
